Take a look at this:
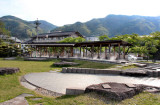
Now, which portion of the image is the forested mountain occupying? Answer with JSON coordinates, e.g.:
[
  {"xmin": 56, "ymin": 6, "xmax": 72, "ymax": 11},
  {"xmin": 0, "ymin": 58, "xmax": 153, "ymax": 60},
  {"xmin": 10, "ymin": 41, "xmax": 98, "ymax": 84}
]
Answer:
[
  {"xmin": 52, "ymin": 15, "xmax": 160, "ymax": 37},
  {"xmin": 0, "ymin": 15, "xmax": 57, "ymax": 39}
]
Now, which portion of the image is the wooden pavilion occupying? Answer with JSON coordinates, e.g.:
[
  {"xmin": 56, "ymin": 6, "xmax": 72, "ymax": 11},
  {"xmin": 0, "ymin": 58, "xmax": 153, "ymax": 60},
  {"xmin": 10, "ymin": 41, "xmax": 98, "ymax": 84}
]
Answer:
[{"xmin": 25, "ymin": 40, "xmax": 132, "ymax": 60}]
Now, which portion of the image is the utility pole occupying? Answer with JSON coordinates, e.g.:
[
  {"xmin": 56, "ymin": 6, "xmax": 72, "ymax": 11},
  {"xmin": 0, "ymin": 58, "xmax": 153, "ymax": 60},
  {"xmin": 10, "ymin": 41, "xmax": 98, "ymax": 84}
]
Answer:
[
  {"xmin": 34, "ymin": 18, "xmax": 41, "ymax": 42},
  {"xmin": 34, "ymin": 18, "xmax": 41, "ymax": 57}
]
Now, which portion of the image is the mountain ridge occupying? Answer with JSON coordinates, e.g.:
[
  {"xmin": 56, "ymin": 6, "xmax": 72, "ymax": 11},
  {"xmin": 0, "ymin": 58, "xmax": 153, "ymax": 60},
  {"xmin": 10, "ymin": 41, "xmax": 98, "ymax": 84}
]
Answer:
[
  {"xmin": 0, "ymin": 15, "xmax": 57, "ymax": 39},
  {"xmin": 52, "ymin": 14, "xmax": 160, "ymax": 37}
]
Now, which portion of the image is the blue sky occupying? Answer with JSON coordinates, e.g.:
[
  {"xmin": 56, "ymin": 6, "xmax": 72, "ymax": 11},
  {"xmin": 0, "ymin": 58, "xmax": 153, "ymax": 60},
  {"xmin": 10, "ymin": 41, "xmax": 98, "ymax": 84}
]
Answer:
[{"xmin": 1, "ymin": 0, "xmax": 160, "ymax": 26}]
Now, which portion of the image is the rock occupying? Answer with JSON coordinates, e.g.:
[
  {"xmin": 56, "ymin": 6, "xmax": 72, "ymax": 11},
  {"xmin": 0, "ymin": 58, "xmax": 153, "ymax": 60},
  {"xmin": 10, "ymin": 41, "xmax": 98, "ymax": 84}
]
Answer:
[
  {"xmin": 121, "ymin": 70, "xmax": 147, "ymax": 76},
  {"xmin": 66, "ymin": 87, "xmax": 85, "ymax": 95},
  {"xmin": 85, "ymin": 82, "xmax": 160, "ymax": 101},
  {"xmin": 0, "ymin": 68, "xmax": 20, "ymax": 75},
  {"xmin": 54, "ymin": 61, "xmax": 79, "ymax": 67},
  {"xmin": 133, "ymin": 63, "xmax": 147, "ymax": 67},
  {"xmin": 85, "ymin": 82, "xmax": 144, "ymax": 101}
]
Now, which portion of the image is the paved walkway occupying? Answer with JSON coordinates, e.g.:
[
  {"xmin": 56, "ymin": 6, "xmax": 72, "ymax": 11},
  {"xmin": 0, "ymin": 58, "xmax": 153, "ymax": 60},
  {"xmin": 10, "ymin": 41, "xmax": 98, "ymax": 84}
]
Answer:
[
  {"xmin": 24, "ymin": 72, "xmax": 160, "ymax": 94},
  {"xmin": 0, "ymin": 94, "xmax": 33, "ymax": 105}
]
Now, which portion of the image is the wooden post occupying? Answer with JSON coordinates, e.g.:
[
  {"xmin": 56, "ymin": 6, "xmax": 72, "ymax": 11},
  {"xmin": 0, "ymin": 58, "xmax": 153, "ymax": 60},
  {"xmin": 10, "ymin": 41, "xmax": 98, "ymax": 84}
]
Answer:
[
  {"xmin": 70, "ymin": 47, "xmax": 73, "ymax": 57},
  {"xmin": 30, "ymin": 46, "xmax": 32, "ymax": 57},
  {"xmin": 86, "ymin": 45, "xmax": 87, "ymax": 57},
  {"xmin": 118, "ymin": 43, "xmax": 121, "ymax": 59},
  {"xmin": 52, "ymin": 47, "xmax": 54, "ymax": 57},
  {"xmin": 91, "ymin": 45, "xmax": 94, "ymax": 59},
  {"xmin": 83, "ymin": 47, "xmax": 85, "ymax": 57},
  {"xmin": 80, "ymin": 46, "xmax": 81, "ymax": 57},
  {"xmin": 39, "ymin": 47, "xmax": 42, "ymax": 57},
  {"xmin": 114, "ymin": 46, "xmax": 115, "ymax": 56},
  {"xmin": 97, "ymin": 46, "xmax": 100, "ymax": 59},
  {"xmin": 109, "ymin": 44, "xmax": 111, "ymax": 59},
  {"xmin": 105, "ymin": 46, "xmax": 107, "ymax": 59},
  {"xmin": 99, "ymin": 44, "xmax": 102, "ymax": 59},
  {"xmin": 36, "ymin": 46, "xmax": 37, "ymax": 57},
  {"xmin": 61, "ymin": 47, "xmax": 64, "ymax": 57},
  {"xmin": 49, "ymin": 47, "xmax": 51, "ymax": 58},
  {"xmin": 123, "ymin": 46, "xmax": 125, "ymax": 59}
]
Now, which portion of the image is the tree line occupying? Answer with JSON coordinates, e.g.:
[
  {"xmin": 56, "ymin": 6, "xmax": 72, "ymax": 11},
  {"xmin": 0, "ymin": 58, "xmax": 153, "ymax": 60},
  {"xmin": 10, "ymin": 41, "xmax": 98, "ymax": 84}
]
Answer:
[{"xmin": 0, "ymin": 20, "xmax": 21, "ymax": 57}]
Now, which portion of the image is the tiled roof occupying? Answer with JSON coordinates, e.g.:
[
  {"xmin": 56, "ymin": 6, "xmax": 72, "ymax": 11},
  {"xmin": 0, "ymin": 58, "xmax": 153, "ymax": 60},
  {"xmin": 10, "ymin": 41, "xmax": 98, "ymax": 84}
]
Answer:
[{"xmin": 32, "ymin": 31, "xmax": 83, "ymax": 38}]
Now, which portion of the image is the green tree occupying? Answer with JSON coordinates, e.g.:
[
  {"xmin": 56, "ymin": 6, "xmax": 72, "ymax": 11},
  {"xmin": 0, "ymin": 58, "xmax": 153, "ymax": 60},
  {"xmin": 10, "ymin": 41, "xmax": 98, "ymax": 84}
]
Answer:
[
  {"xmin": 0, "ymin": 20, "xmax": 10, "ymax": 35},
  {"xmin": 59, "ymin": 37, "xmax": 86, "ymax": 43},
  {"xmin": 98, "ymin": 34, "xmax": 109, "ymax": 41}
]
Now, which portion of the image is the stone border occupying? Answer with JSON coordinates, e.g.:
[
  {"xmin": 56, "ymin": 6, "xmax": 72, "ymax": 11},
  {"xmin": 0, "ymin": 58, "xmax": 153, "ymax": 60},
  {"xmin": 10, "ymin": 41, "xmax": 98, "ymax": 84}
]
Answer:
[
  {"xmin": 66, "ymin": 87, "xmax": 85, "ymax": 95},
  {"xmin": 20, "ymin": 75, "xmax": 63, "ymax": 97},
  {"xmin": 24, "ymin": 57, "xmax": 122, "ymax": 64},
  {"xmin": 62, "ymin": 67, "xmax": 160, "ymax": 77}
]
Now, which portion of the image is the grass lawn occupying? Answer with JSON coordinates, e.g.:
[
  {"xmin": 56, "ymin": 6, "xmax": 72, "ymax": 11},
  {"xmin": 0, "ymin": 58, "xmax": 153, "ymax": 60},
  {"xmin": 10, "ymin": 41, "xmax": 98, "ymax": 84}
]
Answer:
[{"xmin": 0, "ymin": 58, "xmax": 160, "ymax": 105}]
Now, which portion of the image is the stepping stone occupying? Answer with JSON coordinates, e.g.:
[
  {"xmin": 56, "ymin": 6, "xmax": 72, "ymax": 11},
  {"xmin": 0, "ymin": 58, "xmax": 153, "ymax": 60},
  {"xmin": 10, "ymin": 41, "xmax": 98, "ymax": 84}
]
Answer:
[
  {"xmin": 125, "ymin": 84, "xmax": 136, "ymax": 88},
  {"xmin": 102, "ymin": 84, "xmax": 111, "ymax": 89},
  {"xmin": 31, "ymin": 98, "xmax": 42, "ymax": 101},
  {"xmin": 18, "ymin": 93, "xmax": 34, "ymax": 97},
  {"xmin": 0, "ymin": 93, "xmax": 33, "ymax": 105}
]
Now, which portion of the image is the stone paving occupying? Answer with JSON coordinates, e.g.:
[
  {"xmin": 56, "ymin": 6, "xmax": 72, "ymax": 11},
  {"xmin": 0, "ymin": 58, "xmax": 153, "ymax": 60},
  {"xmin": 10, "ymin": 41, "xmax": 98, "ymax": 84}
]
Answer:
[
  {"xmin": 24, "ymin": 72, "xmax": 160, "ymax": 95},
  {"xmin": 0, "ymin": 93, "xmax": 33, "ymax": 105}
]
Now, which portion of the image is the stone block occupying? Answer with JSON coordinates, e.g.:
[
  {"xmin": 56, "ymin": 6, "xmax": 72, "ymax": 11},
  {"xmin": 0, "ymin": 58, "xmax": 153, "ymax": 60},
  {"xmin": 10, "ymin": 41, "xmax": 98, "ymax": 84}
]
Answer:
[
  {"xmin": 85, "ymin": 68, "xmax": 90, "ymax": 74},
  {"xmin": 67, "ymin": 68, "xmax": 72, "ymax": 73},
  {"xmin": 72, "ymin": 68, "xmax": 77, "ymax": 73},
  {"xmin": 76, "ymin": 68, "xmax": 82, "ymax": 73},
  {"xmin": 94, "ymin": 70, "xmax": 104, "ymax": 74},
  {"xmin": 62, "ymin": 67, "xmax": 67, "ymax": 73},
  {"xmin": 104, "ymin": 70, "xmax": 121, "ymax": 75},
  {"xmin": 158, "ymin": 71, "xmax": 160, "ymax": 76},
  {"xmin": 153, "ymin": 71, "xmax": 158, "ymax": 77},
  {"xmin": 147, "ymin": 71, "xmax": 153, "ymax": 77},
  {"xmin": 66, "ymin": 87, "xmax": 85, "ymax": 95},
  {"xmin": 89, "ymin": 70, "xmax": 95, "ymax": 74},
  {"xmin": 81, "ymin": 69, "xmax": 86, "ymax": 73}
]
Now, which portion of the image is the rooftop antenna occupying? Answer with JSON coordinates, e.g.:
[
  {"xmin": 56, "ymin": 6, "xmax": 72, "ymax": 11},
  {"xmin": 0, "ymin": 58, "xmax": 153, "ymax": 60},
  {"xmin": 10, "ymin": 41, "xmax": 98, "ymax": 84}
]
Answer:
[{"xmin": 34, "ymin": 18, "xmax": 41, "ymax": 42}]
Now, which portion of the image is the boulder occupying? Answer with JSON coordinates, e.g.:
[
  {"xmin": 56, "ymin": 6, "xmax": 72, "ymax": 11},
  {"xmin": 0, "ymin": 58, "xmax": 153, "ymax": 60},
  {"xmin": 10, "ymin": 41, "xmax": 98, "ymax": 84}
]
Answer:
[{"xmin": 0, "ymin": 68, "xmax": 20, "ymax": 75}]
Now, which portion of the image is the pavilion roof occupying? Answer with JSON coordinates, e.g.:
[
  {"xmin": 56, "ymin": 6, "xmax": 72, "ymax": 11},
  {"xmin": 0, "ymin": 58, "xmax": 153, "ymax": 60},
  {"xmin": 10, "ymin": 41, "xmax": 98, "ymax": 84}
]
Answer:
[{"xmin": 25, "ymin": 40, "xmax": 132, "ymax": 47}]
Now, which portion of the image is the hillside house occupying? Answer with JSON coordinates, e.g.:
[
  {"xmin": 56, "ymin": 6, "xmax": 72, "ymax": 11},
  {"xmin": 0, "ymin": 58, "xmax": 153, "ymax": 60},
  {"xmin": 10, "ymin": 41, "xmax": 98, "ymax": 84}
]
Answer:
[{"xmin": 30, "ymin": 31, "xmax": 83, "ymax": 43}]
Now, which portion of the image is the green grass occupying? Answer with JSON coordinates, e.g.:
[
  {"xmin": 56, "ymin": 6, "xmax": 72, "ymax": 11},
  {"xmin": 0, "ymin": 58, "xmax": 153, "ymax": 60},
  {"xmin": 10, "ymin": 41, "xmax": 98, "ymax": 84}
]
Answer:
[
  {"xmin": 0, "ymin": 58, "xmax": 114, "ymax": 105},
  {"xmin": 120, "ymin": 65, "xmax": 137, "ymax": 70},
  {"xmin": 73, "ymin": 60, "xmax": 116, "ymax": 69},
  {"xmin": 1, "ymin": 58, "xmax": 160, "ymax": 105},
  {"xmin": 0, "ymin": 59, "xmax": 61, "ymax": 103},
  {"xmin": 119, "ymin": 92, "xmax": 160, "ymax": 105}
]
